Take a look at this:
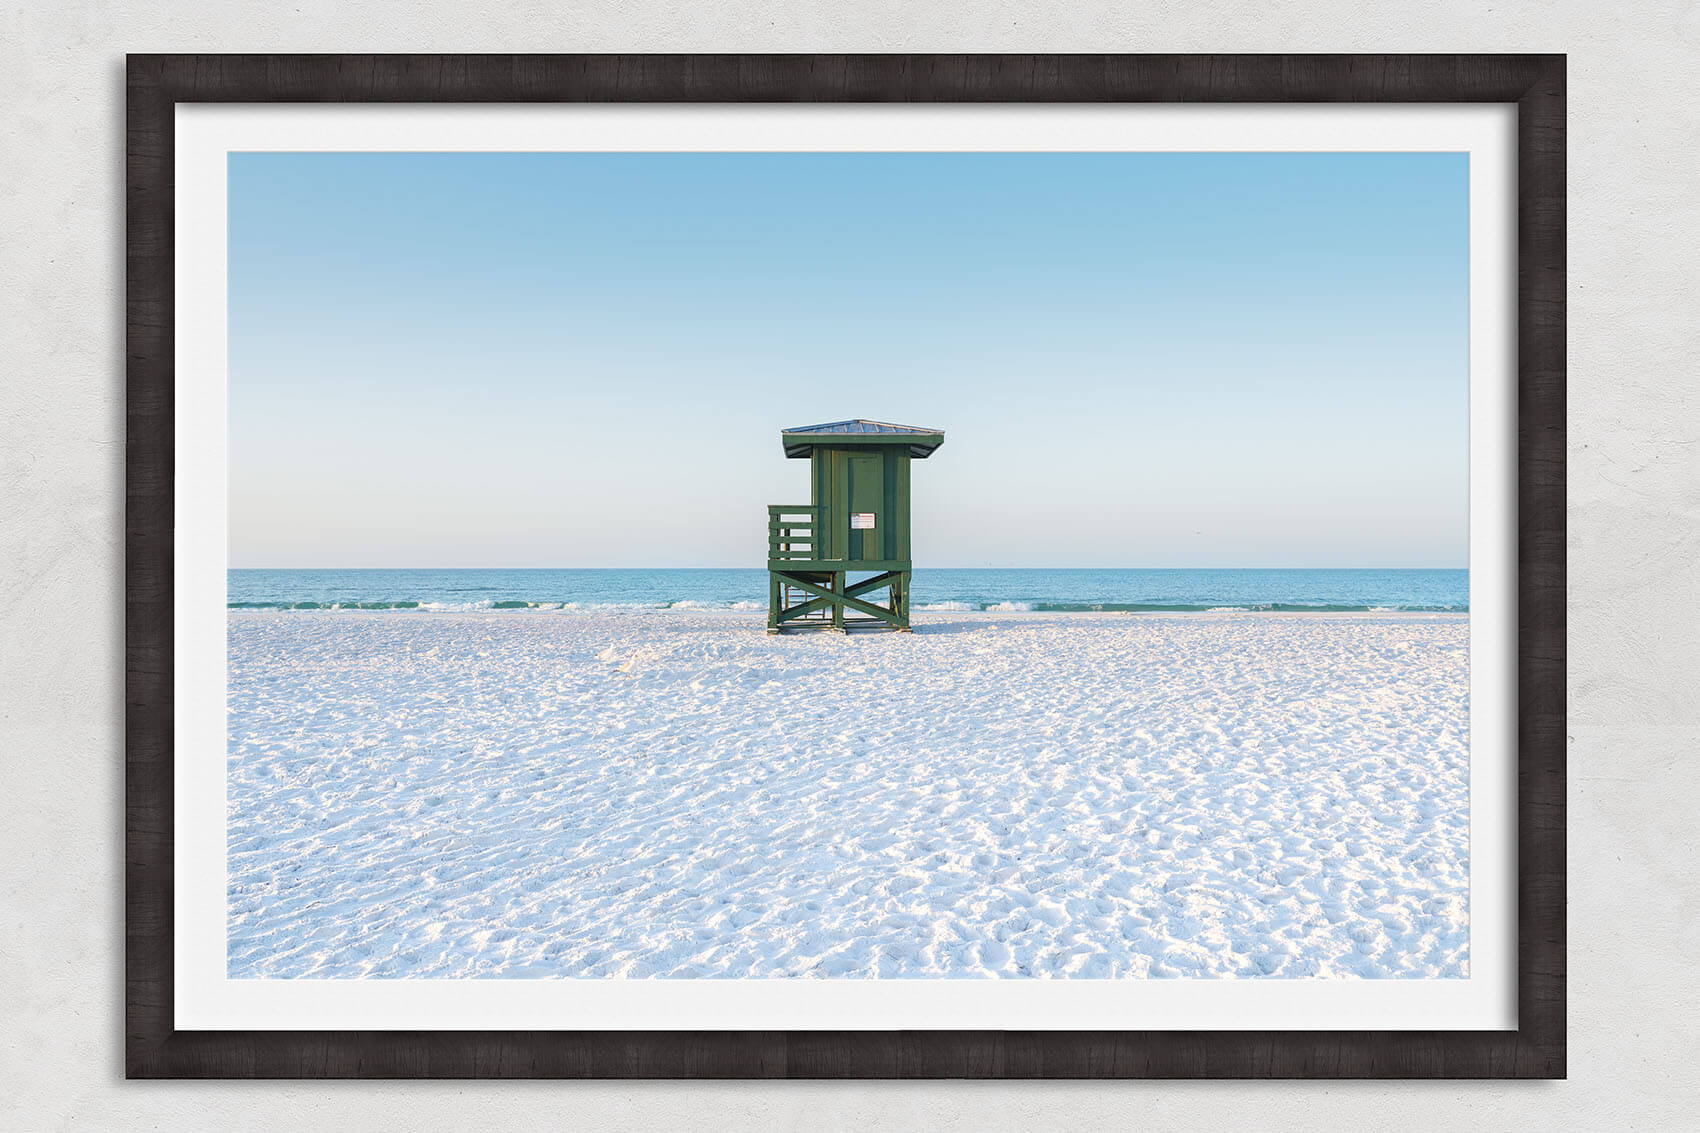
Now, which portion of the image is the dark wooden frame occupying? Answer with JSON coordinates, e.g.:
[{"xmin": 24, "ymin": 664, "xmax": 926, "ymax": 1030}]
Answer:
[{"xmin": 127, "ymin": 53, "xmax": 1565, "ymax": 1078}]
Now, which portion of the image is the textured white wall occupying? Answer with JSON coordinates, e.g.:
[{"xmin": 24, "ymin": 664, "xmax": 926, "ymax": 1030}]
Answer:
[{"xmin": 2, "ymin": 3, "xmax": 1694, "ymax": 1127}]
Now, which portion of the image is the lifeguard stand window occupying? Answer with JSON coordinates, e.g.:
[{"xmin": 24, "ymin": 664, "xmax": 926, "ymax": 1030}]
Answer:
[{"xmin": 766, "ymin": 420, "xmax": 944, "ymax": 633}]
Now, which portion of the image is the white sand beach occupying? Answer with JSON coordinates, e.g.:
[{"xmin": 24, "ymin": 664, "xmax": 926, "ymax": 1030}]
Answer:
[{"xmin": 226, "ymin": 610, "xmax": 1469, "ymax": 980}]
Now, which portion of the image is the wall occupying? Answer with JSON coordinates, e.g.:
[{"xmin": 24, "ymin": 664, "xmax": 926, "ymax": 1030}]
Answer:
[{"xmin": 3, "ymin": 2, "xmax": 1695, "ymax": 1127}]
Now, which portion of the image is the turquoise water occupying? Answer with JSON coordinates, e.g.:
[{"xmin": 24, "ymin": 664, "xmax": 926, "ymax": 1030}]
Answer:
[{"xmin": 228, "ymin": 568, "xmax": 1468, "ymax": 613}]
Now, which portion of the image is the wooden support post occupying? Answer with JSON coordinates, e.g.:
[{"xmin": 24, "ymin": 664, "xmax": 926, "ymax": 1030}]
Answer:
[
  {"xmin": 767, "ymin": 572, "xmax": 780, "ymax": 633},
  {"xmin": 831, "ymin": 571, "xmax": 846, "ymax": 633}
]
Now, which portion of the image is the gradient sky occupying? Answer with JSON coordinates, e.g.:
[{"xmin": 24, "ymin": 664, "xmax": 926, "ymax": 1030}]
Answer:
[{"xmin": 228, "ymin": 151, "xmax": 1468, "ymax": 568}]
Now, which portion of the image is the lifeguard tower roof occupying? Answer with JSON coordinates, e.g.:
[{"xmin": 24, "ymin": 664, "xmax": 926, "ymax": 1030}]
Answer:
[{"xmin": 781, "ymin": 419, "xmax": 946, "ymax": 459}]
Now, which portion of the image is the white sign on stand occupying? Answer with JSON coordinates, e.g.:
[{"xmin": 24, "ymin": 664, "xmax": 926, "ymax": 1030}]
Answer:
[{"xmin": 851, "ymin": 513, "xmax": 876, "ymax": 529}]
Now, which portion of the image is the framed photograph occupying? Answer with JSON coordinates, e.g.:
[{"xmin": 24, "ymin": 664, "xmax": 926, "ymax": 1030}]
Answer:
[{"xmin": 127, "ymin": 54, "xmax": 1565, "ymax": 1077}]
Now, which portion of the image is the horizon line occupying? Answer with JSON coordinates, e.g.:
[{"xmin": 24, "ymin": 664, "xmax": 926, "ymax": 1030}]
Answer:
[{"xmin": 227, "ymin": 564, "xmax": 1471, "ymax": 572}]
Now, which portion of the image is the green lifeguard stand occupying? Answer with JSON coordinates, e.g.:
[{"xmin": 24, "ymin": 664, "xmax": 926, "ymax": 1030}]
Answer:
[{"xmin": 767, "ymin": 419, "xmax": 945, "ymax": 633}]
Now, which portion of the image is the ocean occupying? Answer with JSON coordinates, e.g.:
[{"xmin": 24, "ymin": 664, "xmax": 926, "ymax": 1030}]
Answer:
[{"xmin": 227, "ymin": 568, "xmax": 1468, "ymax": 613}]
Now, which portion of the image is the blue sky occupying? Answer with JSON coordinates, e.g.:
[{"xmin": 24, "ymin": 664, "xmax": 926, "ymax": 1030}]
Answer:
[{"xmin": 228, "ymin": 151, "xmax": 1468, "ymax": 568}]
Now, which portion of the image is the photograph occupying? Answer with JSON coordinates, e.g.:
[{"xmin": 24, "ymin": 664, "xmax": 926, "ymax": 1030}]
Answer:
[{"xmin": 223, "ymin": 148, "xmax": 1474, "ymax": 983}]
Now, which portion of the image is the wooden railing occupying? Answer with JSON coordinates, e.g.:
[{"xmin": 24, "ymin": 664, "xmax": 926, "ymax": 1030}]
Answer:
[{"xmin": 768, "ymin": 504, "xmax": 818, "ymax": 562}]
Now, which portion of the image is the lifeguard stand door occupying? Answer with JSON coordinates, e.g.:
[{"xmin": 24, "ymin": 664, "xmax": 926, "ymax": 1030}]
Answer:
[{"xmin": 847, "ymin": 452, "xmax": 883, "ymax": 561}]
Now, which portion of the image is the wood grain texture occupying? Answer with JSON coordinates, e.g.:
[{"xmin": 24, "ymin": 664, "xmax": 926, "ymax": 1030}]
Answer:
[{"xmin": 125, "ymin": 53, "xmax": 1565, "ymax": 1079}]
